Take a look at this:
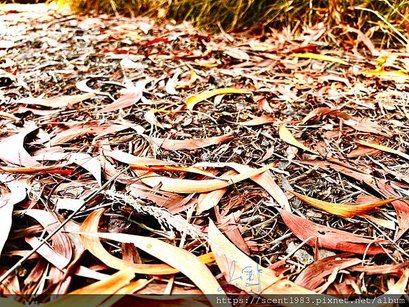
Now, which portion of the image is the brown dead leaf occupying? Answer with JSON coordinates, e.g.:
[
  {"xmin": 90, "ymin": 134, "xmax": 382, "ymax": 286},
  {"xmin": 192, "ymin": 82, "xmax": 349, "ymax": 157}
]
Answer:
[
  {"xmin": 68, "ymin": 153, "xmax": 102, "ymax": 186},
  {"xmin": 279, "ymin": 209, "xmax": 387, "ymax": 254},
  {"xmin": 302, "ymin": 107, "xmax": 392, "ymax": 136},
  {"xmin": 130, "ymin": 164, "xmax": 217, "ymax": 178},
  {"xmin": 45, "ymin": 270, "xmax": 135, "ymax": 307},
  {"xmin": 351, "ymin": 262, "xmax": 409, "ymax": 276},
  {"xmin": 239, "ymin": 115, "xmax": 275, "ymax": 126},
  {"xmin": 50, "ymin": 123, "xmax": 127, "ymax": 146},
  {"xmin": 295, "ymin": 254, "xmax": 361, "ymax": 289},
  {"xmin": 224, "ymin": 48, "xmax": 250, "ymax": 61},
  {"xmin": 0, "ymin": 164, "xmax": 72, "ymax": 174},
  {"xmin": 194, "ymin": 161, "xmax": 290, "ymax": 210}
]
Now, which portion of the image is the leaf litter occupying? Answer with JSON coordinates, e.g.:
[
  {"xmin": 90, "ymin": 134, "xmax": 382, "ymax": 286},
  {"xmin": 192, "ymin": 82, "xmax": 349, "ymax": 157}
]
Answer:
[{"xmin": 0, "ymin": 3, "xmax": 408, "ymax": 305}]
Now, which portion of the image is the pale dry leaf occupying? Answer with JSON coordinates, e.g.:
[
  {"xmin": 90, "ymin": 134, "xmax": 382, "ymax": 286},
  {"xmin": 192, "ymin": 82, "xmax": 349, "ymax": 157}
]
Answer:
[
  {"xmin": 68, "ymin": 153, "xmax": 102, "ymax": 186},
  {"xmin": 0, "ymin": 126, "xmax": 40, "ymax": 166},
  {"xmin": 18, "ymin": 93, "xmax": 95, "ymax": 108},
  {"xmin": 208, "ymin": 220, "xmax": 315, "ymax": 296},
  {"xmin": 0, "ymin": 179, "xmax": 27, "ymax": 254},
  {"xmin": 224, "ymin": 48, "xmax": 250, "ymax": 61},
  {"xmin": 98, "ymin": 80, "xmax": 145, "ymax": 113},
  {"xmin": 150, "ymin": 134, "xmax": 233, "ymax": 150}
]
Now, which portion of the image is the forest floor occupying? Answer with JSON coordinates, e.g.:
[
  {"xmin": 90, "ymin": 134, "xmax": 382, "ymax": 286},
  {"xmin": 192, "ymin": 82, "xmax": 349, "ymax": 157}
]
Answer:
[{"xmin": 0, "ymin": 3, "xmax": 409, "ymax": 305}]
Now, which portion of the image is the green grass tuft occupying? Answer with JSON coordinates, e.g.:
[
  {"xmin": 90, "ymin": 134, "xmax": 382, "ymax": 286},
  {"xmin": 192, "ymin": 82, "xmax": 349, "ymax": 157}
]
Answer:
[{"xmin": 53, "ymin": 0, "xmax": 409, "ymax": 47}]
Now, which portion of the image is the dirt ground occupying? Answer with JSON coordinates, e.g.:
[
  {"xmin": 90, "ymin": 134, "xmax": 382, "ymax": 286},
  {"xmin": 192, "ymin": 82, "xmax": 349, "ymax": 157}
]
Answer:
[{"xmin": 0, "ymin": 3, "xmax": 408, "ymax": 304}]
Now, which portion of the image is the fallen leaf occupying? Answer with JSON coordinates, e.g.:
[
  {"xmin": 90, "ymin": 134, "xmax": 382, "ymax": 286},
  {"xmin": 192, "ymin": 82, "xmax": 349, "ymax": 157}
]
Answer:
[
  {"xmin": 0, "ymin": 179, "xmax": 27, "ymax": 254},
  {"xmin": 144, "ymin": 109, "xmax": 171, "ymax": 129},
  {"xmin": 208, "ymin": 220, "xmax": 314, "ymax": 295},
  {"xmin": 18, "ymin": 93, "xmax": 95, "ymax": 108},
  {"xmin": 176, "ymin": 69, "xmax": 198, "ymax": 88},
  {"xmin": 106, "ymin": 149, "xmax": 176, "ymax": 166},
  {"xmin": 194, "ymin": 161, "xmax": 290, "ymax": 210},
  {"xmin": 50, "ymin": 123, "xmax": 127, "ymax": 146},
  {"xmin": 239, "ymin": 115, "xmax": 275, "ymax": 126},
  {"xmin": 290, "ymin": 191, "xmax": 396, "ymax": 218},
  {"xmin": 0, "ymin": 111, "xmax": 18, "ymax": 122},
  {"xmin": 0, "ymin": 164, "xmax": 72, "ymax": 175},
  {"xmin": 78, "ymin": 230, "xmax": 225, "ymax": 299},
  {"xmin": 98, "ymin": 86, "xmax": 143, "ymax": 113},
  {"xmin": 186, "ymin": 88, "xmax": 251, "ymax": 110},
  {"xmin": 151, "ymin": 134, "xmax": 233, "ymax": 150},
  {"xmin": 130, "ymin": 164, "xmax": 218, "ymax": 178},
  {"xmin": 140, "ymin": 163, "xmax": 273, "ymax": 193},
  {"xmin": 45, "ymin": 270, "xmax": 135, "ymax": 307},
  {"xmin": 301, "ymin": 160, "xmax": 409, "ymax": 239},
  {"xmin": 291, "ymin": 53, "xmax": 348, "ymax": 65},
  {"xmin": 197, "ymin": 170, "xmax": 236, "ymax": 214},
  {"xmin": 356, "ymin": 140, "xmax": 409, "ymax": 161},
  {"xmin": 295, "ymin": 254, "xmax": 361, "ymax": 289},
  {"xmin": 25, "ymin": 237, "xmax": 70, "ymax": 270},
  {"xmin": 0, "ymin": 126, "xmax": 40, "ymax": 166},
  {"xmin": 224, "ymin": 48, "xmax": 250, "ymax": 61},
  {"xmin": 80, "ymin": 208, "xmax": 181, "ymax": 275},
  {"xmin": 351, "ymin": 262, "xmax": 409, "ymax": 276},
  {"xmin": 68, "ymin": 153, "xmax": 102, "ymax": 186},
  {"xmin": 279, "ymin": 124, "xmax": 318, "ymax": 155},
  {"xmin": 302, "ymin": 107, "xmax": 392, "ymax": 136},
  {"xmin": 279, "ymin": 209, "xmax": 387, "ymax": 254},
  {"xmin": 363, "ymin": 69, "xmax": 409, "ymax": 82}
]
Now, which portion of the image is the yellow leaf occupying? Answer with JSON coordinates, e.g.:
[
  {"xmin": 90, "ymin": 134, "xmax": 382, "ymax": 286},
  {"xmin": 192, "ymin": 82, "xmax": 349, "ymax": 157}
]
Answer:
[
  {"xmin": 363, "ymin": 69, "xmax": 409, "ymax": 82},
  {"xmin": 186, "ymin": 88, "xmax": 251, "ymax": 111},
  {"xmin": 81, "ymin": 209, "xmax": 213, "ymax": 275},
  {"xmin": 279, "ymin": 124, "xmax": 318, "ymax": 155},
  {"xmin": 356, "ymin": 140, "xmax": 409, "ymax": 161},
  {"xmin": 140, "ymin": 163, "xmax": 273, "ymax": 193},
  {"xmin": 291, "ymin": 53, "xmax": 348, "ymax": 65},
  {"xmin": 45, "ymin": 270, "xmax": 135, "ymax": 307},
  {"xmin": 176, "ymin": 69, "xmax": 198, "ymax": 88},
  {"xmin": 78, "ymin": 231, "xmax": 226, "ymax": 300},
  {"xmin": 290, "ymin": 191, "xmax": 396, "ymax": 218},
  {"xmin": 98, "ymin": 279, "xmax": 151, "ymax": 307}
]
